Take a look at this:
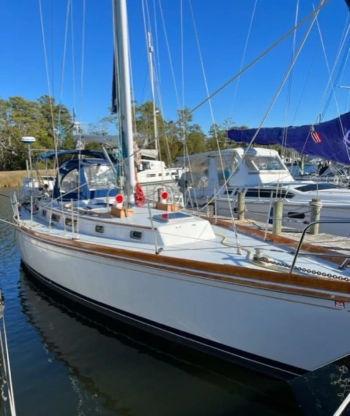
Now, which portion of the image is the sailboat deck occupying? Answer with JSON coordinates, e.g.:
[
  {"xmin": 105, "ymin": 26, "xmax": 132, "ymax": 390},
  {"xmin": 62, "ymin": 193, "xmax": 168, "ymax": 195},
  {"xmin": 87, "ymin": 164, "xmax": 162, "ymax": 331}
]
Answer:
[{"xmin": 20, "ymin": 212, "xmax": 350, "ymax": 281}]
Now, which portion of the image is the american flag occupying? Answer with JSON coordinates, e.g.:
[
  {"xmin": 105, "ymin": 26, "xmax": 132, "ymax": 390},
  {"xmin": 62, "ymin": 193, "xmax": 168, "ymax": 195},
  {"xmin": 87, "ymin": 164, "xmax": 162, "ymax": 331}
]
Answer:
[{"xmin": 310, "ymin": 129, "xmax": 322, "ymax": 144}]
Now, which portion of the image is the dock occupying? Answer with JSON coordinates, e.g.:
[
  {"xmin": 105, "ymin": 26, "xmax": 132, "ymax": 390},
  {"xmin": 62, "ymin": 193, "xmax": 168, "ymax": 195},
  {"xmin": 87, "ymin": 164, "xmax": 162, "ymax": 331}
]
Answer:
[{"xmin": 206, "ymin": 216, "xmax": 350, "ymax": 269}]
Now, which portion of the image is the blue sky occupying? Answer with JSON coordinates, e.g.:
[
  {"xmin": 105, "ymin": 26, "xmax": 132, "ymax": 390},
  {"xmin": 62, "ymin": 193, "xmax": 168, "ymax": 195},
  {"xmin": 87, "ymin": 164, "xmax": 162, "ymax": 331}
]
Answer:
[{"xmin": 1, "ymin": 0, "xmax": 350, "ymax": 133}]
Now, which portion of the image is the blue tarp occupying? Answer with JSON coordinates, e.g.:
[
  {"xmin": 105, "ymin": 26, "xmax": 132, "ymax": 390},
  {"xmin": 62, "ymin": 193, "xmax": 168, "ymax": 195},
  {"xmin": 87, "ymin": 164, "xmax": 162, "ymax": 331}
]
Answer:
[{"xmin": 227, "ymin": 112, "xmax": 350, "ymax": 165}]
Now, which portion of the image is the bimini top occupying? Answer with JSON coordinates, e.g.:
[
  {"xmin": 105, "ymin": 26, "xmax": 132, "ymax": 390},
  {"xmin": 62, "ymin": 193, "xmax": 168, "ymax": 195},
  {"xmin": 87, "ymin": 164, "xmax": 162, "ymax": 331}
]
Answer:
[
  {"xmin": 38, "ymin": 149, "xmax": 115, "ymax": 161},
  {"xmin": 52, "ymin": 156, "xmax": 120, "ymax": 201},
  {"xmin": 227, "ymin": 112, "xmax": 350, "ymax": 165}
]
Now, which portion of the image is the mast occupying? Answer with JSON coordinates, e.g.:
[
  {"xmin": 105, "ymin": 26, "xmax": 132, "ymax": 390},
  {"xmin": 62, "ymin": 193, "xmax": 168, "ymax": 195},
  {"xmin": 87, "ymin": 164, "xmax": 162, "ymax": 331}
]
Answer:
[
  {"xmin": 113, "ymin": 0, "xmax": 136, "ymax": 204},
  {"xmin": 147, "ymin": 31, "xmax": 160, "ymax": 158}
]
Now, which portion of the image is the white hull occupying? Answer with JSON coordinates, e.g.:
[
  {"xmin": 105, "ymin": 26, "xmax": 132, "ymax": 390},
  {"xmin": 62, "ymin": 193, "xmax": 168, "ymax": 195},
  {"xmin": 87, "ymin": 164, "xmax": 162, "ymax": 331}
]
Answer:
[{"xmin": 17, "ymin": 227, "xmax": 350, "ymax": 378}]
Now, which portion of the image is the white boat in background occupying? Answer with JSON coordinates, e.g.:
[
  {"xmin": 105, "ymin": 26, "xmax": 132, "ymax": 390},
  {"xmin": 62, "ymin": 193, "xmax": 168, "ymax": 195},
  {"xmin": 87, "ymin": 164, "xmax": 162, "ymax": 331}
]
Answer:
[
  {"xmin": 136, "ymin": 152, "xmax": 185, "ymax": 204},
  {"xmin": 137, "ymin": 157, "xmax": 184, "ymax": 188},
  {"xmin": 286, "ymin": 160, "xmax": 350, "ymax": 187},
  {"xmin": 76, "ymin": 132, "xmax": 185, "ymax": 199},
  {"xmin": 21, "ymin": 175, "xmax": 55, "ymax": 197},
  {"xmin": 180, "ymin": 147, "xmax": 350, "ymax": 236},
  {"xmin": 13, "ymin": 0, "xmax": 350, "ymax": 381}
]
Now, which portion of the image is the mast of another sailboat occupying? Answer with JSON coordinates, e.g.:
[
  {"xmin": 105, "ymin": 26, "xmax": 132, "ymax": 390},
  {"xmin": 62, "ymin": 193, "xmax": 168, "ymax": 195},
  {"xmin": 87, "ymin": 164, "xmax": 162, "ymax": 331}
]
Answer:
[
  {"xmin": 146, "ymin": 31, "xmax": 160, "ymax": 159},
  {"xmin": 113, "ymin": 0, "xmax": 136, "ymax": 204}
]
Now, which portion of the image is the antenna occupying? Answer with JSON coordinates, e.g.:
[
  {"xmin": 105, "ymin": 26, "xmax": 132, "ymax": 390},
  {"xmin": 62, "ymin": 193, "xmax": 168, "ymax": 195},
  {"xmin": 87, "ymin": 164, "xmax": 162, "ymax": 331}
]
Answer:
[{"xmin": 21, "ymin": 136, "xmax": 36, "ymax": 177}]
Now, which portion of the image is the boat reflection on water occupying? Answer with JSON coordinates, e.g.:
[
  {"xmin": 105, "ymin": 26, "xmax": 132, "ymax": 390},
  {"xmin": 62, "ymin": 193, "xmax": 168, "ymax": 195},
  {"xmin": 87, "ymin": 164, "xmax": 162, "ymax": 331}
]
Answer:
[{"xmin": 19, "ymin": 267, "xmax": 300, "ymax": 416}]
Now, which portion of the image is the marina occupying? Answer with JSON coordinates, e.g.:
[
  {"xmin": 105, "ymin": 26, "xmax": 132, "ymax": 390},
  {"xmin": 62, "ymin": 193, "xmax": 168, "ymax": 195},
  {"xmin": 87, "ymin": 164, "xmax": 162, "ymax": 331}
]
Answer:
[{"xmin": 1, "ymin": 0, "xmax": 350, "ymax": 414}]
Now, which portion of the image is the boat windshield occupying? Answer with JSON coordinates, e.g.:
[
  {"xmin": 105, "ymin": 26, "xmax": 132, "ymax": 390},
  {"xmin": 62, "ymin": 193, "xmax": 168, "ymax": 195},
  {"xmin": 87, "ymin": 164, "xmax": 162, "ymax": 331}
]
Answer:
[
  {"xmin": 303, "ymin": 163, "xmax": 318, "ymax": 175},
  {"xmin": 84, "ymin": 164, "xmax": 116, "ymax": 189},
  {"xmin": 245, "ymin": 156, "xmax": 285, "ymax": 171},
  {"xmin": 61, "ymin": 169, "xmax": 79, "ymax": 194}
]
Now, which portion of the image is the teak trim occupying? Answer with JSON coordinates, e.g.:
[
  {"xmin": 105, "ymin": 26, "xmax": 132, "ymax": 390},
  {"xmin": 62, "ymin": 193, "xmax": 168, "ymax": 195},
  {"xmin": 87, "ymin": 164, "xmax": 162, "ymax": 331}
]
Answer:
[{"xmin": 19, "ymin": 224, "xmax": 350, "ymax": 301}]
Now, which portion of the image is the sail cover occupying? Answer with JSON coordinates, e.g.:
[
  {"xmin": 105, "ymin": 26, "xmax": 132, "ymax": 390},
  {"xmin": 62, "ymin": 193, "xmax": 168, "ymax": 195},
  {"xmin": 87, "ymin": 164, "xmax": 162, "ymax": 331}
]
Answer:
[{"xmin": 227, "ymin": 112, "xmax": 350, "ymax": 165}]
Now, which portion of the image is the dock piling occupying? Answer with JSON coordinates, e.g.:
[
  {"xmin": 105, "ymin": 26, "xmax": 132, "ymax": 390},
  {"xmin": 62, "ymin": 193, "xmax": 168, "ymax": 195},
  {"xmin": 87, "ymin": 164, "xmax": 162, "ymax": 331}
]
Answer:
[
  {"xmin": 237, "ymin": 191, "xmax": 245, "ymax": 221},
  {"xmin": 309, "ymin": 198, "xmax": 322, "ymax": 235},
  {"xmin": 272, "ymin": 199, "xmax": 283, "ymax": 235}
]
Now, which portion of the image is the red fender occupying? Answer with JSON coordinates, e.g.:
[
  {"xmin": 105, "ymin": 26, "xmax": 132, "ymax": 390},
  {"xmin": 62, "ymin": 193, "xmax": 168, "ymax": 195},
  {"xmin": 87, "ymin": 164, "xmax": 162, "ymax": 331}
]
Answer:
[{"xmin": 134, "ymin": 183, "xmax": 146, "ymax": 207}]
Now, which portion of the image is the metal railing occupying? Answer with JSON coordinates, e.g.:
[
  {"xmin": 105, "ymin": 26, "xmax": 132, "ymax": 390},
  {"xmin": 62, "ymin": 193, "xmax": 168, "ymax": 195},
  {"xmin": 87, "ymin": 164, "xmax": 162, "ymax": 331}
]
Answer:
[
  {"xmin": 334, "ymin": 391, "xmax": 350, "ymax": 416},
  {"xmin": 289, "ymin": 220, "xmax": 350, "ymax": 274}
]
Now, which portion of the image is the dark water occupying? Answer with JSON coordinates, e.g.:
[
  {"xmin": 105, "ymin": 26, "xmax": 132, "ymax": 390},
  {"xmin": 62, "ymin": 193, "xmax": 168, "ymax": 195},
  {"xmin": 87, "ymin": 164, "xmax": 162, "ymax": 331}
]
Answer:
[{"xmin": 0, "ymin": 189, "xmax": 301, "ymax": 415}]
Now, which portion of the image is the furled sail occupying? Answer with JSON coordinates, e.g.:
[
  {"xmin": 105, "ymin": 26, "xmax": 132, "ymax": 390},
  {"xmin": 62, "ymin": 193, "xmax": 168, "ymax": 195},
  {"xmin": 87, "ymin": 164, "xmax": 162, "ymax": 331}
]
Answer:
[
  {"xmin": 227, "ymin": 112, "xmax": 350, "ymax": 165},
  {"xmin": 111, "ymin": 57, "xmax": 119, "ymax": 113}
]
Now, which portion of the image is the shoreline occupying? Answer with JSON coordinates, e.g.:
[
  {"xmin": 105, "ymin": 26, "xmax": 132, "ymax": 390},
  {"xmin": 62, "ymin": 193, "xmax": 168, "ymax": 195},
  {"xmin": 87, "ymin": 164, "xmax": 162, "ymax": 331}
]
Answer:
[{"xmin": 0, "ymin": 170, "xmax": 54, "ymax": 188}]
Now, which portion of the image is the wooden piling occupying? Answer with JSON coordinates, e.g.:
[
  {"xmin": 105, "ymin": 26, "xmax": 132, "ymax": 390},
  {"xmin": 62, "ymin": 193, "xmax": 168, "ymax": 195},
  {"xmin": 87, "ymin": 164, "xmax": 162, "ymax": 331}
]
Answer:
[
  {"xmin": 237, "ymin": 191, "xmax": 245, "ymax": 220},
  {"xmin": 309, "ymin": 198, "xmax": 322, "ymax": 235},
  {"xmin": 272, "ymin": 199, "xmax": 283, "ymax": 235}
]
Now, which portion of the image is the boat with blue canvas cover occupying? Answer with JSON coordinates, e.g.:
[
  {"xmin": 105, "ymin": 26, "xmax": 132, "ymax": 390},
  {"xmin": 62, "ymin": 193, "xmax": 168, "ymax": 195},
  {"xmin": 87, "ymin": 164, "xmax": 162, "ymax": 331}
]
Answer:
[
  {"xmin": 40, "ymin": 150, "xmax": 121, "ymax": 206},
  {"xmin": 21, "ymin": 147, "xmax": 184, "ymax": 206},
  {"xmin": 227, "ymin": 112, "xmax": 350, "ymax": 166}
]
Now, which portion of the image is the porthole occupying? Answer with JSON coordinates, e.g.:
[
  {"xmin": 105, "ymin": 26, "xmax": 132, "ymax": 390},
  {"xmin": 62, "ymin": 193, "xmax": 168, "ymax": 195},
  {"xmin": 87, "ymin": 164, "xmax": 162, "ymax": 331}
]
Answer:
[
  {"xmin": 130, "ymin": 230, "xmax": 142, "ymax": 240},
  {"xmin": 51, "ymin": 213, "xmax": 60, "ymax": 222},
  {"xmin": 95, "ymin": 225, "xmax": 104, "ymax": 233},
  {"xmin": 287, "ymin": 212, "xmax": 305, "ymax": 219},
  {"xmin": 65, "ymin": 218, "xmax": 77, "ymax": 228}
]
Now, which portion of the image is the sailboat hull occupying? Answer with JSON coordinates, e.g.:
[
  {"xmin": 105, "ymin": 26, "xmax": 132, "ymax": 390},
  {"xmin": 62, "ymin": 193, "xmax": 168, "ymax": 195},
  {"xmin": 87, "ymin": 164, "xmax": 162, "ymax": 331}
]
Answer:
[{"xmin": 16, "ymin": 227, "xmax": 350, "ymax": 379}]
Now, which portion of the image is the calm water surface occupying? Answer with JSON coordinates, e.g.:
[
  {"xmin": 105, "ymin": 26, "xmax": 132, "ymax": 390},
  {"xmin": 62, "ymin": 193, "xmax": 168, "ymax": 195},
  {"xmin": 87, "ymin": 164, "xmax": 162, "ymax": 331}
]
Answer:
[{"xmin": 0, "ymin": 190, "xmax": 301, "ymax": 415}]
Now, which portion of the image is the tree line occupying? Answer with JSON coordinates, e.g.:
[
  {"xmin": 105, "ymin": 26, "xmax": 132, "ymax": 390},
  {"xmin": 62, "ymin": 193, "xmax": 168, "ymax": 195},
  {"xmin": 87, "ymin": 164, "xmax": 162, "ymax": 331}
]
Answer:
[
  {"xmin": 0, "ymin": 96, "xmax": 245, "ymax": 171},
  {"xmin": 0, "ymin": 96, "xmax": 74, "ymax": 170}
]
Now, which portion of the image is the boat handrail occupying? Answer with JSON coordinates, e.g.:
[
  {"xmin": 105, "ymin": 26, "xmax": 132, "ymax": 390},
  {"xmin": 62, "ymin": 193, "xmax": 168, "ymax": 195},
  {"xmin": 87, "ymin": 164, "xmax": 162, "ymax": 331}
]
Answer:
[
  {"xmin": 0, "ymin": 295, "xmax": 17, "ymax": 416},
  {"xmin": 290, "ymin": 220, "xmax": 350, "ymax": 274},
  {"xmin": 333, "ymin": 391, "xmax": 350, "ymax": 416}
]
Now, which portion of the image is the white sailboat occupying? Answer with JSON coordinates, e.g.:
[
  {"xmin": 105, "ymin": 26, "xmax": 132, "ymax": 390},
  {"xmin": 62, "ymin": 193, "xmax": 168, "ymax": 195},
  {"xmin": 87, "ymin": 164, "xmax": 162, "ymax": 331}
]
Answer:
[{"xmin": 15, "ymin": 0, "xmax": 350, "ymax": 380}]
